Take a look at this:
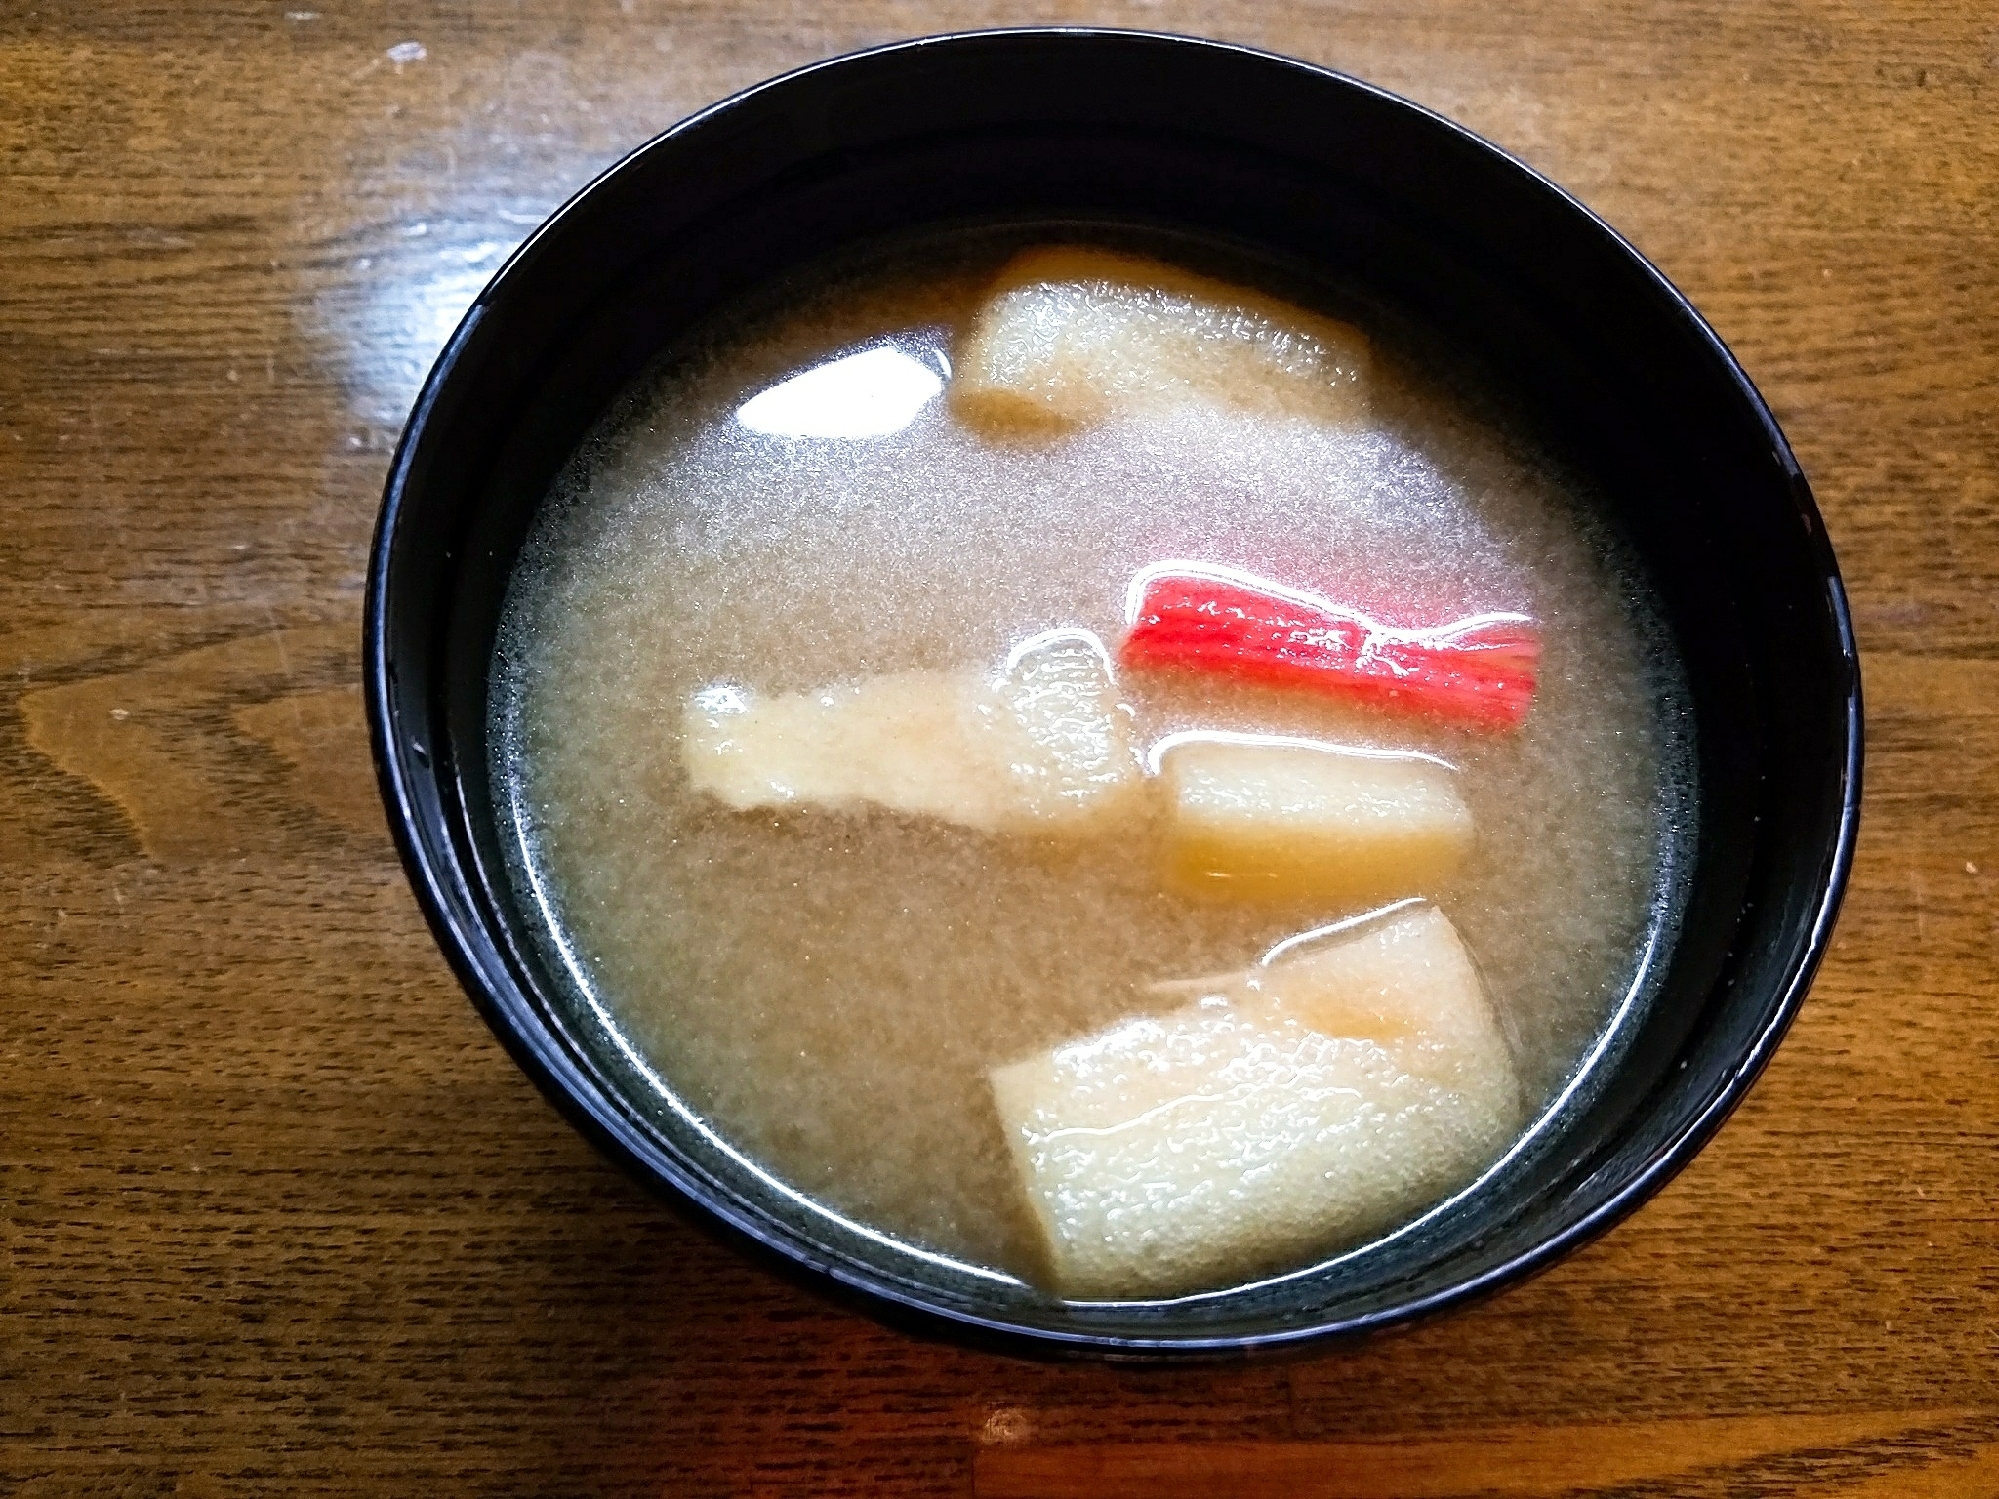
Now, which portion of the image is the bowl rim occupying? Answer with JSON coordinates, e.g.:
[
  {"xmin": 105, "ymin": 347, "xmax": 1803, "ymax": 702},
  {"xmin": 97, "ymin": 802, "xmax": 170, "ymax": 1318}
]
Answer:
[{"xmin": 364, "ymin": 25, "xmax": 1864, "ymax": 1359}]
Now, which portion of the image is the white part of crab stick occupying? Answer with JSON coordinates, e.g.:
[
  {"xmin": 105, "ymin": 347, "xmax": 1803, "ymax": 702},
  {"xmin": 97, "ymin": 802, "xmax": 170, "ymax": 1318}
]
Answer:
[
  {"xmin": 681, "ymin": 629, "xmax": 1143, "ymax": 835},
  {"xmin": 952, "ymin": 246, "xmax": 1370, "ymax": 433},
  {"xmin": 988, "ymin": 904, "xmax": 1520, "ymax": 1299}
]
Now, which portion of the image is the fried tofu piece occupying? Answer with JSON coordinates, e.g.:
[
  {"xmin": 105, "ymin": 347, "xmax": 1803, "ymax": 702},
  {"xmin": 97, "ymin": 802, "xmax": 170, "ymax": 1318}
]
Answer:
[
  {"xmin": 681, "ymin": 629, "xmax": 1142, "ymax": 835},
  {"xmin": 988, "ymin": 905, "xmax": 1519, "ymax": 1299},
  {"xmin": 952, "ymin": 246, "xmax": 1370, "ymax": 433}
]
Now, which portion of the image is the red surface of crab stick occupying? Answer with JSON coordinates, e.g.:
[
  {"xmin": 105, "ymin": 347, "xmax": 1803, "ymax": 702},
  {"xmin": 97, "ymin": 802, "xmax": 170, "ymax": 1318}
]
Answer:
[{"xmin": 1119, "ymin": 562, "xmax": 1541, "ymax": 731}]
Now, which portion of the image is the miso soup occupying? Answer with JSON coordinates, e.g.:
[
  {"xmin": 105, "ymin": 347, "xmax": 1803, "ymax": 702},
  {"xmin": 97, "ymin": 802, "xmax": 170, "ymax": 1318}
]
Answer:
[{"xmin": 491, "ymin": 235, "xmax": 1693, "ymax": 1299}]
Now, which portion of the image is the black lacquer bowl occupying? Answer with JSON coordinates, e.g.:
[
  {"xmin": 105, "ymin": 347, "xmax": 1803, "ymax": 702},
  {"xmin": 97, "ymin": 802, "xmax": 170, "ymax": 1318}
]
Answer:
[{"xmin": 365, "ymin": 29, "xmax": 1860, "ymax": 1360}]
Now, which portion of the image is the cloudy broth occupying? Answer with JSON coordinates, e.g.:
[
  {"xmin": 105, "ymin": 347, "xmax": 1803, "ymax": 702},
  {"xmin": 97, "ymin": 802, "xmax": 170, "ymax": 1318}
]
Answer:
[{"xmin": 491, "ymin": 237, "xmax": 1693, "ymax": 1294}]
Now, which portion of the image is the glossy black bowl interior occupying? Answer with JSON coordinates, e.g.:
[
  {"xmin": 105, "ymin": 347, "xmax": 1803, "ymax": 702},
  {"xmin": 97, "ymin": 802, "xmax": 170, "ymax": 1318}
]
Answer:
[{"xmin": 366, "ymin": 29, "xmax": 1860, "ymax": 1359}]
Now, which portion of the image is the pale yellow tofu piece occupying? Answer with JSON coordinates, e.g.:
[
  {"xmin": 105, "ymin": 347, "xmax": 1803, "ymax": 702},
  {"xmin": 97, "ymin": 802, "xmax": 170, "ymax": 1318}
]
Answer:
[
  {"xmin": 972, "ymin": 629, "xmax": 1145, "ymax": 828},
  {"xmin": 682, "ymin": 672, "xmax": 1009, "ymax": 827},
  {"xmin": 1156, "ymin": 734, "xmax": 1472, "ymax": 904},
  {"xmin": 1255, "ymin": 905, "xmax": 1513, "ymax": 1089},
  {"xmin": 988, "ymin": 905, "xmax": 1519, "ymax": 1299},
  {"xmin": 681, "ymin": 629, "xmax": 1142, "ymax": 835},
  {"xmin": 952, "ymin": 246, "xmax": 1370, "ymax": 433}
]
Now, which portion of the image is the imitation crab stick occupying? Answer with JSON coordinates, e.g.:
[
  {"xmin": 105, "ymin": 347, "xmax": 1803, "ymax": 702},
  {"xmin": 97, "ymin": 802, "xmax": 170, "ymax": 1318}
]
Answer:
[{"xmin": 1119, "ymin": 562, "xmax": 1541, "ymax": 731}]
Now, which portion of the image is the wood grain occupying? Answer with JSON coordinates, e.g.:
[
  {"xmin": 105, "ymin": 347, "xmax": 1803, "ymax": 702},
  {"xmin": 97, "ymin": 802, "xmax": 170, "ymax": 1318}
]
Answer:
[
  {"xmin": 2, "ymin": 2, "xmax": 1995, "ymax": 1495},
  {"xmin": 977, "ymin": 1411, "xmax": 1999, "ymax": 1497}
]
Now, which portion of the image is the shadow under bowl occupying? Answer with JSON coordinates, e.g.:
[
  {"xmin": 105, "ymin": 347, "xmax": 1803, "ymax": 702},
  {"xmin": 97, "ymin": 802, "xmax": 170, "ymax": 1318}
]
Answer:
[{"xmin": 365, "ymin": 28, "xmax": 1861, "ymax": 1360}]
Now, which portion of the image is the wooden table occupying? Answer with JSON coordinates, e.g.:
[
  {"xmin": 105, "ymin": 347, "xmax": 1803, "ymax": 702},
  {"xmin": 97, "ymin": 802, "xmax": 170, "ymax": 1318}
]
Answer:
[{"xmin": 5, "ymin": 3, "xmax": 1994, "ymax": 1494}]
